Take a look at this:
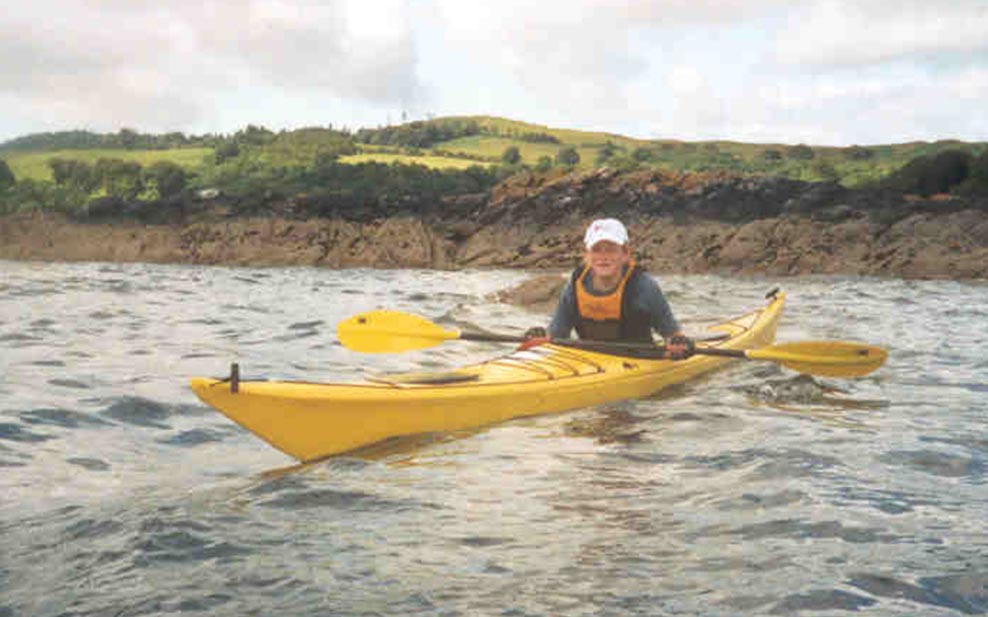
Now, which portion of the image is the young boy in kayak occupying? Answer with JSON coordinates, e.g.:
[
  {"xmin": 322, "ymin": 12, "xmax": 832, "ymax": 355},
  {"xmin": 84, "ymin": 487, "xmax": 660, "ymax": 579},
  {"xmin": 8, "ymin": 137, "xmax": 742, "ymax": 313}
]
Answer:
[{"xmin": 525, "ymin": 218, "xmax": 694, "ymax": 359}]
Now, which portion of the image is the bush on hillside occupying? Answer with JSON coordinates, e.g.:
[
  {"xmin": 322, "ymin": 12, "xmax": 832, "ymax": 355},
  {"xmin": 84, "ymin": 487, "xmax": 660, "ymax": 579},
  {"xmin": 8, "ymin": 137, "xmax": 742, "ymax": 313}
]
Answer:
[
  {"xmin": 595, "ymin": 142, "xmax": 619, "ymax": 165},
  {"xmin": 606, "ymin": 155, "xmax": 644, "ymax": 173},
  {"xmin": 48, "ymin": 158, "xmax": 99, "ymax": 193},
  {"xmin": 760, "ymin": 149, "xmax": 783, "ymax": 162},
  {"xmin": 632, "ymin": 147, "xmax": 654, "ymax": 162},
  {"xmin": 95, "ymin": 158, "xmax": 144, "ymax": 199},
  {"xmin": 787, "ymin": 144, "xmax": 815, "ymax": 160},
  {"xmin": 519, "ymin": 132, "xmax": 559, "ymax": 144},
  {"xmin": 883, "ymin": 149, "xmax": 973, "ymax": 196},
  {"xmin": 231, "ymin": 125, "xmax": 276, "ymax": 147},
  {"xmin": 812, "ymin": 160, "xmax": 840, "ymax": 183},
  {"xmin": 0, "ymin": 159, "xmax": 14, "ymax": 191},
  {"xmin": 143, "ymin": 161, "xmax": 187, "ymax": 198},
  {"xmin": 0, "ymin": 179, "xmax": 82, "ymax": 215},
  {"xmin": 844, "ymin": 145, "xmax": 874, "ymax": 160},
  {"xmin": 556, "ymin": 147, "xmax": 580, "ymax": 167},
  {"xmin": 48, "ymin": 156, "xmax": 173, "ymax": 200},
  {"xmin": 953, "ymin": 150, "xmax": 988, "ymax": 196},
  {"xmin": 214, "ymin": 142, "xmax": 241, "ymax": 163}
]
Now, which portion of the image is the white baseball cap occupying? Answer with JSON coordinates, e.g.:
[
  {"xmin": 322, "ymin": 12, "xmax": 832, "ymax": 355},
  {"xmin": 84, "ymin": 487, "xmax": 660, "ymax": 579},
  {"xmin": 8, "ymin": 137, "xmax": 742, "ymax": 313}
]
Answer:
[{"xmin": 583, "ymin": 218, "xmax": 628, "ymax": 249}]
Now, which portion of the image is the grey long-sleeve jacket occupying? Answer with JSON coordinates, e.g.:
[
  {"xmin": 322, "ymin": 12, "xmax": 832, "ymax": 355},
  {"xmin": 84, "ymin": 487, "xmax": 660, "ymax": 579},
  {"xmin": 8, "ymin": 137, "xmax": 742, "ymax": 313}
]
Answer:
[{"xmin": 547, "ymin": 269, "xmax": 681, "ymax": 340}]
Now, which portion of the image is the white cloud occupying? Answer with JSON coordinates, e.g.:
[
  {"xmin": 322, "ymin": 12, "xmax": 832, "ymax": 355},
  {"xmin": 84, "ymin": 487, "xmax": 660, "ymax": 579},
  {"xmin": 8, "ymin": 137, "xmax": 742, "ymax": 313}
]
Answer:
[
  {"xmin": 428, "ymin": 0, "xmax": 799, "ymax": 128},
  {"xmin": 666, "ymin": 66, "xmax": 706, "ymax": 96},
  {"xmin": 433, "ymin": 2, "xmax": 641, "ymax": 120},
  {"xmin": 776, "ymin": 0, "xmax": 988, "ymax": 66},
  {"xmin": 0, "ymin": 0, "xmax": 422, "ymax": 134},
  {"xmin": 1, "ymin": 0, "xmax": 986, "ymax": 144}
]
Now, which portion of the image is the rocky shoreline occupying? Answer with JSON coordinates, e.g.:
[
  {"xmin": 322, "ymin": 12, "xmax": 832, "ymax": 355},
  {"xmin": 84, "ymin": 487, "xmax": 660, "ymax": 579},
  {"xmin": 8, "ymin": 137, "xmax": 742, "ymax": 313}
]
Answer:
[{"xmin": 2, "ymin": 169, "xmax": 987, "ymax": 279}]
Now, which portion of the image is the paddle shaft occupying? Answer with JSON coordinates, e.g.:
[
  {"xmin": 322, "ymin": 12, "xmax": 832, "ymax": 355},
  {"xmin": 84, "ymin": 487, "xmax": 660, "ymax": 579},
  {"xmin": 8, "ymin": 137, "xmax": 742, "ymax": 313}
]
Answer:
[
  {"xmin": 459, "ymin": 331, "xmax": 728, "ymax": 349},
  {"xmin": 460, "ymin": 332, "xmax": 528, "ymax": 344},
  {"xmin": 461, "ymin": 332, "xmax": 685, "ymax": 355}
]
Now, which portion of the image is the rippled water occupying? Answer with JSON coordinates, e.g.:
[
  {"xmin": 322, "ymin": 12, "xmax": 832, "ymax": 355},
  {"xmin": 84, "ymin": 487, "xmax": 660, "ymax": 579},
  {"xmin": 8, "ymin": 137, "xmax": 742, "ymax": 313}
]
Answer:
[{"xmin": 1, "ymin": 260, "xmax": 987, "ymax": 616}]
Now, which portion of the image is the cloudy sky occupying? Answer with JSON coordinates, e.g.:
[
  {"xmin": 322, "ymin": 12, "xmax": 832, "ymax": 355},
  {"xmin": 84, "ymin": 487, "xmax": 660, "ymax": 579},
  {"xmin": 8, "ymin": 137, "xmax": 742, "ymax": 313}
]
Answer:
[{"xmin": 2, "ymin": 0, "xmax": 987, "ymax": 146}]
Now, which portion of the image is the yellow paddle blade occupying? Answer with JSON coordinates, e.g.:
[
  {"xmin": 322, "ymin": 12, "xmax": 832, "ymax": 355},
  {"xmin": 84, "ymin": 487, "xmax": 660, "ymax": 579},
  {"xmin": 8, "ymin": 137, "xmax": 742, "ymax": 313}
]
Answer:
[
  {"xmin": 746, "ymin": 341, "xmax": 888, "ymax": 378},
  {"xmin": 336, "ymin": 310, "xmax": 461, "ymax": 353}
]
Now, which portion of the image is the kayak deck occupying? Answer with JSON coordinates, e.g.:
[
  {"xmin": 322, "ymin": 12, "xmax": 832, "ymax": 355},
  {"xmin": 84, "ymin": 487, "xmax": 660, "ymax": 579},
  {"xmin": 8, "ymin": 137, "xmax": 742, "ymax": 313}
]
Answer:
[{"xmin": 190, "ymin": 291, "xmax": 785, "ymax": 461}]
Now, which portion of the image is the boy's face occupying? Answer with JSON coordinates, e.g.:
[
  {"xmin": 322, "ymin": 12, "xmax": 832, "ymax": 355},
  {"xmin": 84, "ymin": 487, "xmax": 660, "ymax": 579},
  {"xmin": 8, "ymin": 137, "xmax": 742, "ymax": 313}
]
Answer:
[{"xmin": 585, "ymin": 240, "xmax": 631, "ymax": 280}]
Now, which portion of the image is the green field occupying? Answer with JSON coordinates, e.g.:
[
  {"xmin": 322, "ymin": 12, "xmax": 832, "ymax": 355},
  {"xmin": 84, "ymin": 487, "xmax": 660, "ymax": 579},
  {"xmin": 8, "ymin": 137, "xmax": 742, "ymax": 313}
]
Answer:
[
  {"xmin": 339, "ymin": 152, "xmax": 493, "ymax": 169},
  {"xmin": 439, "ymin": 136, "xmax": 555, "ymax": 163},
  {"xmin": 436, "ymin": 116, "xmax": 653, "ymax": 166},
  {"xmin": 5, "ymin": 148, "xmax": 212, "ymax": 182},
  {"xmin": 435, "ymin": 135, "xmax": 628, "ymax": 168}
]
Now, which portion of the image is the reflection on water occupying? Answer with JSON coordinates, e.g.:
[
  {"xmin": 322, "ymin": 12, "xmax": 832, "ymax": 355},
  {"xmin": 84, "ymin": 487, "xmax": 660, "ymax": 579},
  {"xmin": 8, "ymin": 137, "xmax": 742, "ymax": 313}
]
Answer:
[
  {"xmin": 1, "ymin": 261, "xmax": 987, "ymax": 616},
  {"xmin": 741, "ymin": 373, "xmax": 890, "ymax": 429},
  {"xmin": 563, "ymin": 407, "xmax": 650, "ymax": 445}
]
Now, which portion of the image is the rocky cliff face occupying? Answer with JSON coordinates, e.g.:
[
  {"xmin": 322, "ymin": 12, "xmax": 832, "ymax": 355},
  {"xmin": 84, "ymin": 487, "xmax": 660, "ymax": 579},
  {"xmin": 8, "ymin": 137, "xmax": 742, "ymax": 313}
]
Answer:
[
  {"xmin": 447, "ymin": 168, "xmax": 988, "ymax": 278},
  {"xmin": 2, "ymin": 169, "xmax": 987, "ymax": 279}
]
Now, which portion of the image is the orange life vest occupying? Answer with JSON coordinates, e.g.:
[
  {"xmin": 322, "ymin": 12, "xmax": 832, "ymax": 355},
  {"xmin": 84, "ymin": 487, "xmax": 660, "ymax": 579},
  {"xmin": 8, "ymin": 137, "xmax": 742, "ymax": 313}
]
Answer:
[{"xmin": 571, "ymin": 260, "xmax": 652, "ymax": 341}]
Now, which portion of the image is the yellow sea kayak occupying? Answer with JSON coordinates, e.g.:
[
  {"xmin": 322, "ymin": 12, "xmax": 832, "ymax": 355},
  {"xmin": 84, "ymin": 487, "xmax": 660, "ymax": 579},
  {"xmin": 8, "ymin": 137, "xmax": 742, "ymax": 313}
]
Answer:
[{"xmin": 190, "ymin": 291, "xmax": 785, "ymax": 461}]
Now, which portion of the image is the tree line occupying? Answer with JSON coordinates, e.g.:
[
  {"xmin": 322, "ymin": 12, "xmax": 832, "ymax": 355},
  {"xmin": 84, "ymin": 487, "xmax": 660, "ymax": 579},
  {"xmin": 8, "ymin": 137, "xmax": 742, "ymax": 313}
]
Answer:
[
  {"xmin": 0, "ymin": 148, "xmax": 508, "ymax": 217},
  {"xmin": 352, "ymin": 120, "xmax": 563, "ymax": 149},
  {"xmin": 2, "ymin": 120, "xmax": 987, "ymax": 218},
  {"xmin": 0, "ymin": 128, "xmax": 216, "ymax": 151},
  {"xmin": 355, "ymin": 119, "xmax": 482, "ymax": 148}
]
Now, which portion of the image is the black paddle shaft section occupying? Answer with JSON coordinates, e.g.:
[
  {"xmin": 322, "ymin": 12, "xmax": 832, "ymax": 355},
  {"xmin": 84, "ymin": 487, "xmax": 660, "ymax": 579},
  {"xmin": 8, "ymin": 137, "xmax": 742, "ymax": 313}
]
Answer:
[
  {"xmin": 692, "ymin": 348, "xmax": 746, "ymax": 358},
  {"xmin": 459, "ymin": 331, "xmax": 527, "ymax": 344},
  {"xmin": 459, "ymin": 331, "xmax": 663, "ymax": 352},
  {"xmin": 459, "ymin": 331, "xmax": 672, "ymax": 359}
]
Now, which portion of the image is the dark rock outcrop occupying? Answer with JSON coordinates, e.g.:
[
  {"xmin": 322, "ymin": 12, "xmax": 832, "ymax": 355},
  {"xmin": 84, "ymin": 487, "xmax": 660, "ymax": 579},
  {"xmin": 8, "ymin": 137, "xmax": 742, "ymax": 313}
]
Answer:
[{"xmin": 4, "ymin": 169, "xmax": 988, "ymax": 279}]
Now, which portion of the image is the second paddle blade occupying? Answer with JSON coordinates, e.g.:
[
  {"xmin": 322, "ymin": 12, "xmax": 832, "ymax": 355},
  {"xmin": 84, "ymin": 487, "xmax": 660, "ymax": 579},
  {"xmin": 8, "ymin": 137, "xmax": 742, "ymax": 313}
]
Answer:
[
  {"xmin": 337, "ymin": 310, "xmax": 459, "ymax": 353},
  {"xmin": 751, "ymin": 341, "xmax": 888, "ymax": 378}
]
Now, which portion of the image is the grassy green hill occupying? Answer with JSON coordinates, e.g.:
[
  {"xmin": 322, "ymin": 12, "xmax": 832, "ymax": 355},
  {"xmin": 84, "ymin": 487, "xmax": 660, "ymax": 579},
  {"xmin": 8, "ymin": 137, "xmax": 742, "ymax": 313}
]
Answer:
[
  {"xmin": 345, "ymin": 116, "xmax": 986, "ymax": 187},
  {"xmin": 2, "ymin": 116, "xmax": 985, "ymax": 189},
  {"xmin": 450, "ymin": 115, "xmax": 650, "ymax": 147}
]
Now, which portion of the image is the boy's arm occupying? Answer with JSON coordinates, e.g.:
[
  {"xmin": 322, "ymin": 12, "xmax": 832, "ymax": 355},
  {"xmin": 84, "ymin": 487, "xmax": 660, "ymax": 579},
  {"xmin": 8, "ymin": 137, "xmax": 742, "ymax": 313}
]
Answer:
[
  {"xmin": 547, "ymin": 280, "xmax": 576, "ymax": 339},
  {"xmin": 640, "ymin": 276, "xmax": 681, "ymax": 338}
]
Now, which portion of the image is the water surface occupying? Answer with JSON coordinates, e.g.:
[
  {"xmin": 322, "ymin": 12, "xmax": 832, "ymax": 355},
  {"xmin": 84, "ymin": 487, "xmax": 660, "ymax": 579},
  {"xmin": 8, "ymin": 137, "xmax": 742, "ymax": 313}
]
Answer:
[{"xmin": 1, "ymin": 261, "xmax": 987, "ymax": 615}]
